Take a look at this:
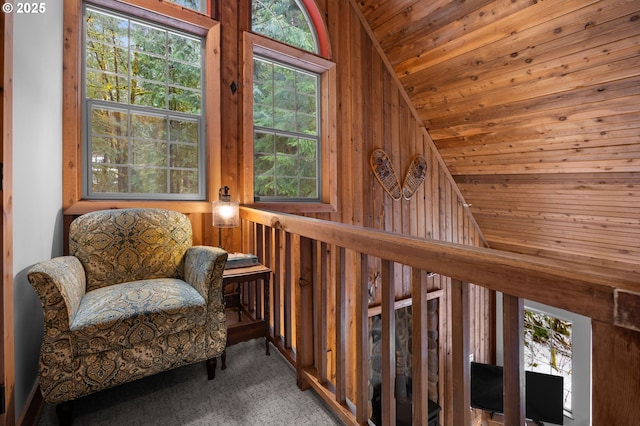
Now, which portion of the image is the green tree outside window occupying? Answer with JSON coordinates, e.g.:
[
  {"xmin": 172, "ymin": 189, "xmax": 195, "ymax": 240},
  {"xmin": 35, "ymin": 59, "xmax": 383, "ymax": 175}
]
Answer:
[
  {"xmin": 524, "ymin": 309, "xmax": 573, "ymax": 413},
  {"xmin": 85, "ymin": 7, "xmax": 204, "ymax": 198},
  {"xmin": 251, "ymin": 0, "xmax": 321, "ymax": 201},
  {"xmin": 252, "ymin": 0, "xmax": 317, "ymax": 54},
  {"xmin": 166, "ymin": 0, "xmax": 205, "ymax": 13}
]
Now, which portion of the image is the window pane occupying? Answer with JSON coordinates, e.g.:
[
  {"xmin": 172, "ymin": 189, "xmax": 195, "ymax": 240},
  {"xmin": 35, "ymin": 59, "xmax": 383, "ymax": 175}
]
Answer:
[
  {"xmin": 300, "ymin": 178, "xmax": 317, "ymax": 198},
  {"xmin": 276, "ymin": 177, "xmax": 298, "ymax": 197},
  {"xmin": 130, "ymin": 21, "xmax": 167, "ymax": 56},
  {"xmin": 84, "ymin": 6, "xmax": 204, "ymax": 199},
  {"xmin": 169, "ymin": 33, "xmax": 202, "ymax": 63},
  {"xmin": 92, "ymin": 165, "xmax": 129, "ymax": 193},
  {"xmin": 253, "ymin": 56, "xmax": 320, "ymax": 201},
  {"xmin": 131, "ymin": 167, "xmax": 168, "ymax": 193},
  {"xmin": 88, "ymin": 104, "xmax": 201, "ymax": 196},
  {"xmin": 131, "ymin": 113, "xmax": 167, "ymax": 140},
  {"xmin": 171, "ymin": 143, "xmax": 198, "ymax": 168},
  {"xmin": 170, "ymin": 120, "xmax": 198, "ymax": 142},
  {"xmin": 168, "ymin": 87, "xmax": 201, "ymax": 114},
  {"xmin": 132, "ymin": 141, "xmax": 167, "ymax": 167},
  {"xmin": 91, "ymin": 107, "xmax": 128, "ymax": 137},
  {"xmin": 171, "ymin": 169, "xmax": 199, "ymax": 194},
  {"xmin": 131, "ymin": 79, "xmax": 166, "ymax": 109},
  {"xmin": 255, "ymin": 158, "xmax": 276, "ymax": 198},
  {"xmin": 275, "ymin": 153, "xmax": 298, "ymax": 177},
  {"xmin": 132, "ymin": 52, "xmax": 166, "ymax": 82},
  {"xmin": 524, "ymin": 309, "xmax": 573, "ymax": 413},
  {"xmin": 169, "ymin": 62, "xmax": 201, "ymax": 89},
  {"xmin": 85, "ymin": 7, "xmax": 130, "ymax": 103},
  {"xmin": 165, "ymin": 0, "xmax": 205, "ymax": 13},
  {"xmin": 251, "ymin": 0, "xmax": 318, "ymax": 54},
  {"xmin": 86, "ymin": 8, "xmax": 128, "ymax": 49}
]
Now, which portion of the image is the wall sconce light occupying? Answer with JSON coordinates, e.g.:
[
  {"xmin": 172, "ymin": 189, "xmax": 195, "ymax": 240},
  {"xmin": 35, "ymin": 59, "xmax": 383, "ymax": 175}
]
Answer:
[{"xmin": 212, "ymin": 186, "xmax": 239, "ymax": 247}]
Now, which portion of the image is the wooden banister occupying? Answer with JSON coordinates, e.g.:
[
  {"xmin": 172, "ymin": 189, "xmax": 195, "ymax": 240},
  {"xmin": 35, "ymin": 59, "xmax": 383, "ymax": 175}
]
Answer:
[
  {"xmin": 241, "ymin": 206, "xmax": 637, "ymax": 329},
  {"xmin": 239, "ymin": 206, "xmax": 640, "ymax": 426}
]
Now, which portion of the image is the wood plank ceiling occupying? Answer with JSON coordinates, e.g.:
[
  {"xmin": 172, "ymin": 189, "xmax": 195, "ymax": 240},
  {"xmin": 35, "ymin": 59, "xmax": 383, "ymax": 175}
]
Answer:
[{"xmin": 354, "ymin": 0, "xmax": 640, "ymax": 273}]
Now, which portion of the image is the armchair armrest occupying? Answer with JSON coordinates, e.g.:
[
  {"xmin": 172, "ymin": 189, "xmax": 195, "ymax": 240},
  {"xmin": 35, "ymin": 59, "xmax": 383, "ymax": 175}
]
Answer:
[
  {"xmin": 184, "ymin": 246, "xmax": 228, "ymax": 304},
  {"xmin": 28, "ymin": 256, "xmax": 87, "ymax": 333}
]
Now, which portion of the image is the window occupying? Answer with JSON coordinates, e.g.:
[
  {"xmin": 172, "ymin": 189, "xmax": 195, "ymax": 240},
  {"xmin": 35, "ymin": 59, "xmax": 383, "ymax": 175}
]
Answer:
[
  {"xmin": 166, "ymin": 0, "xmax": 207, "ymax": 14},
  {"xmin": 497, "ymin": 297, "xmax": 590, "ymax": 425},
  {"xmin": 524, "ymin": 308, "xmax": 573, "ymax": 414},
  {"xmin": 244, "ymin": 0, "xmax": 335, "ymax": 211},
  {"xmin": 251, "ymin": 0, "xmax": 318, "ymax": 53},
  {"xmin": 253, "ymin": 56, "xmax": 320, "ymax": 201},
  {"xmin": 84, "ymin": 6, "xmax": 204, "ymax": 199},
  {"xmin": 64, "ymin": 0, "xmax": 221, "ymax": 210}
]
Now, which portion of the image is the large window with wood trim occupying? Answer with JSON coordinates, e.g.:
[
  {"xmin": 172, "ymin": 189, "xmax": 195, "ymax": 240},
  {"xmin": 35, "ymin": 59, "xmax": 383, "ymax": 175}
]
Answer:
[
  {"xmin": 63, "ymin": 0, "xmax": 220, "ymax": 209},
  {"xmin": 84, "ymin": 6, "xmax": 205, "ymax": 199},
  {"xmin": 243, "ymin": 0, "xmax": 336, "ymax": 211}
]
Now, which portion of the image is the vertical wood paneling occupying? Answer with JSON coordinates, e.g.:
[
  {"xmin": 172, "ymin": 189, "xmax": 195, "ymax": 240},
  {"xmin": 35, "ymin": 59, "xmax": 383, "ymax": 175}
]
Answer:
[
  {"xmin": 2, "ymin": 9, "xmax": 15, "ymax": 425},
  {"xmin": 217, "ymin": 0, "xmax": 241, "ymax": 252}
]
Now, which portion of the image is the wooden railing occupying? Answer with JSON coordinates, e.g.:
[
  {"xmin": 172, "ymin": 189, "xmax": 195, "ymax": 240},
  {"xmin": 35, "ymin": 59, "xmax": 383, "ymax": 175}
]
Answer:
[{"xmin": 238, "ymin": 206, "xmax": 640, "ymax": 426}]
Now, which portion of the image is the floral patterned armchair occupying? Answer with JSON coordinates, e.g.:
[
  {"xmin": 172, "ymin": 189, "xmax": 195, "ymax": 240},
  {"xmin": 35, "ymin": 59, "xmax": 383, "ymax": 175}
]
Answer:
[{"xmin": 28, "ymin": 208, "xmax": 228, "ymax": 425}]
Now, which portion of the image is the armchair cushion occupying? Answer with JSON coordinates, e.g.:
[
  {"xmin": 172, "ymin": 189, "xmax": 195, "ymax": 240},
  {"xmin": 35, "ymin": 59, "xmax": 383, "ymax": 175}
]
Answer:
[{"xmin": 70, "ymin": 278, "xmax": 206, "ymax": 356}]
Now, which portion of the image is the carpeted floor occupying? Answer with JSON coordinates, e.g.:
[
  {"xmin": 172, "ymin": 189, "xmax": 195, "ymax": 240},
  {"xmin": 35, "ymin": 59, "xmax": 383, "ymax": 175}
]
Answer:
[{"xmin": 37, "ymin": 339, "xmax": 345, "ymax": 426}]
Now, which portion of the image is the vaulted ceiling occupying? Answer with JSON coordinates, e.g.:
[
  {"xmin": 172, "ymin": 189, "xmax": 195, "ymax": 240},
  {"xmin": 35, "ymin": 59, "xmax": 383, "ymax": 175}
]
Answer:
[{"xmin": 353, "ymin": 0, "xmax": 640, "ymax": 273}]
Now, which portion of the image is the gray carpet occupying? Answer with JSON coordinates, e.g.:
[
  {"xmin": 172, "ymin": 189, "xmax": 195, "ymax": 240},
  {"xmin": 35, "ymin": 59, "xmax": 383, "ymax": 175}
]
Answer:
[{"xmin": 37, "ymin": 339, "xmax": 345, "ymax": 426}]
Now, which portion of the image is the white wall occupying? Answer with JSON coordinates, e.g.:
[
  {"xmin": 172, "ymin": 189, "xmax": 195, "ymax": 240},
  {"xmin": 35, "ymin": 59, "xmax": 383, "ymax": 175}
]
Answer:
[
  {"xmin": 496, "ymin": 294, "xmax": 591, "ymax": 426},
  {"xmin": 12, "ymin": 0, "xmax": 63, "ymax": 419}
]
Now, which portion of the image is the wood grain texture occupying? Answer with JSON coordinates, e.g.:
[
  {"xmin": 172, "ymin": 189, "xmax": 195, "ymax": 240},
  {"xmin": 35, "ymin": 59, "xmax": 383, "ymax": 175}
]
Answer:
[
  {"xmin": 354, "ymin": 0, "xmax": 640, "ymax": 271},
  {"xmin": 592, "ymin": 321, "xmax": 640, "ymax": 424},
  {"xmin": 502, "ymin": 295, "xmax": 525, "ymax": 426},
  {"xmin": 450, "ymin": 279, "xmax": 471, "ymax": 425},
  {"xmin": 2, "ymin": 9, "xmax": 15, "ymax": 424}
]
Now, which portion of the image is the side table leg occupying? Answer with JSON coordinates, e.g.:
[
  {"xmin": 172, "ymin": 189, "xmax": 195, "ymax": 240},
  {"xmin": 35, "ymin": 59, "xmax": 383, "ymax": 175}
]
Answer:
[
  {"xmin": 221, "ymin": 350, "xmax": 227, "ymax": 369},
  {"xmin": 236, "ymin": 283, "xmax": 242, "ymax": 322}
]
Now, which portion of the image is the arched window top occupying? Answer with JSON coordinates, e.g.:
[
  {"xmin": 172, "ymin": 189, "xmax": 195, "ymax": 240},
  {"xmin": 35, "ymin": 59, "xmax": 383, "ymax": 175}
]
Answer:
[{"xmin": 251, "ymin": 0, "xmax": 330, "ymax": 58}]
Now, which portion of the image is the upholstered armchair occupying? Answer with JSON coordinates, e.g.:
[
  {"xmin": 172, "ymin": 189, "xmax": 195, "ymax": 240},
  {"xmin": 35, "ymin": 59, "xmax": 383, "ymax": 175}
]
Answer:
[{"xmin": 28, "ymin": 208, "xmax": 228, "ymax": 425}]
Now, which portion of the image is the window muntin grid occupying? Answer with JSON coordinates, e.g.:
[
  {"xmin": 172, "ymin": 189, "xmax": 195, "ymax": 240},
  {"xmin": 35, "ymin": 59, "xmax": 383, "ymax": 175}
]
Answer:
[
  {"xmin": 83, "ymin": 6, "xmax": 205, "ymax": 199},
  {"xmin": 251, "ymin": 0, "xmax": 319, "ymax": 54},
  {"xmin": 253, "ymin": 56, "xmax": 320, "ymax": 201}
]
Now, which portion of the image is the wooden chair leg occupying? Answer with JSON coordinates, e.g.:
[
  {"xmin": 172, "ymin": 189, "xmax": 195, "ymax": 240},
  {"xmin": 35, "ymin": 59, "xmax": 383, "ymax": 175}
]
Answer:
[
  {"xmin": 56, "ymin": 401, "xmax": 73, "ymax": 426},
  {"xmin": 221, "ymin": 350, "xmax": 227, "ymax": 370},
  {"xmin": 206, "ymin": 358, "xmax": 217, "ymax": 380}
]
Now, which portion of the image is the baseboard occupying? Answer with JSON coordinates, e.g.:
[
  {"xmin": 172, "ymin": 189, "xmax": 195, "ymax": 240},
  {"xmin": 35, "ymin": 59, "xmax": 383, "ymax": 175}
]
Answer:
[{"xmin": 17, "ymin": 383, "xmax": 44, "ymax": 426}]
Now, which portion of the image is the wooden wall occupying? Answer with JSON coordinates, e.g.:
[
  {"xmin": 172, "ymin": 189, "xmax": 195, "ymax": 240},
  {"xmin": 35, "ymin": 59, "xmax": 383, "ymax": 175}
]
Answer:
[
  {"xmin": 354, "ymin": 0, "xmax": 640, "ymax": 274},
  {"xmin": 213, "ymin": 0, "xmax": 492, "ymax": 422}
]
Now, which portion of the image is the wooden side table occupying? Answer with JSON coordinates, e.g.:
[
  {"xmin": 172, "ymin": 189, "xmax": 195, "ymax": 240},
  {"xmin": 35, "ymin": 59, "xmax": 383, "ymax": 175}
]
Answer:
[{"xmin": 221, "ymin": 264, "xmax": 271, "ymax": 368}]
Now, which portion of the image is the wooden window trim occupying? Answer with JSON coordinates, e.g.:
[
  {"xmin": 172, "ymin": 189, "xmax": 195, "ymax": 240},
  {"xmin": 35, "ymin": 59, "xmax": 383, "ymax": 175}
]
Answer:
[
  {"xmin": 63, "ymin": 0, "xmax": 221, "ymax": 215},
  {"xmin": 241, "ymin": 31, "xmax": 337, "ymax": 214}
]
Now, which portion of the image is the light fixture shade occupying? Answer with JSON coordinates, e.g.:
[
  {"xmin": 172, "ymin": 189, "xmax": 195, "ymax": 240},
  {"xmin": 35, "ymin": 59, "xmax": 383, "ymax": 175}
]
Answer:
[{"xmin": 212, "ymin": 199, "xmax": 239, "ymax": 228}]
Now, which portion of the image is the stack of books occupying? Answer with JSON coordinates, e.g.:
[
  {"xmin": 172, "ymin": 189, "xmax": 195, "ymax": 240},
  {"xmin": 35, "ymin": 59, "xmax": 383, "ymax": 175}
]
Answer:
[{"xmin": 225, "ymin": 252, "xmax": 259, "ymax": 269}]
